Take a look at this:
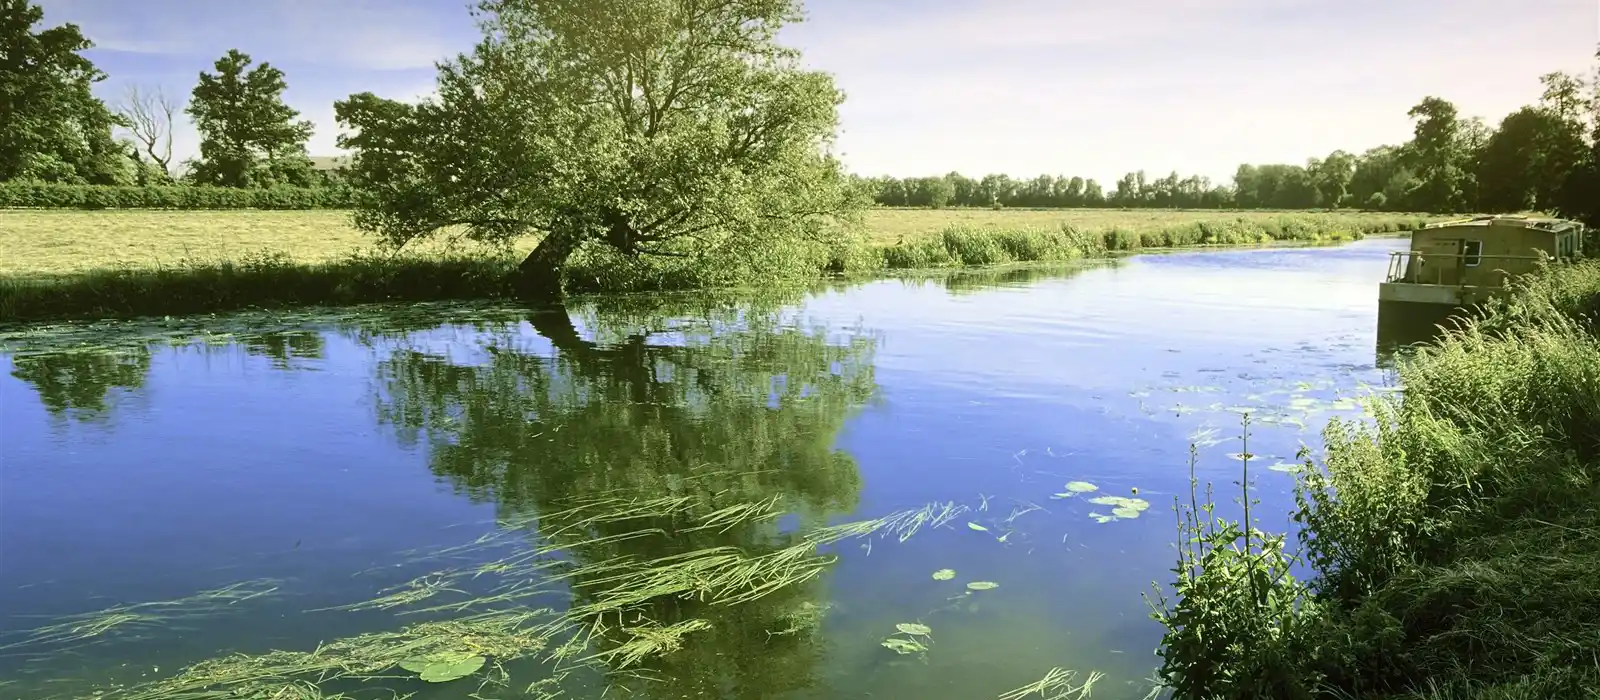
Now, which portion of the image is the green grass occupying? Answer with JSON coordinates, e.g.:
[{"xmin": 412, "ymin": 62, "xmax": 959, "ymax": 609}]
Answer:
[
  {"xmin": 0, "ymin": 208, "xmax": 1437, "ymax": 323},
  {"xmin": 1150, "ymin": 259, "xmax": 1600, "ymax": 699}
]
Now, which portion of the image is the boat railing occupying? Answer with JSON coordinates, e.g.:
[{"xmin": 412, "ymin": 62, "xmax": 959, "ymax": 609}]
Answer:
[{"xmin": 1384, "ymin": 251, "xmax": 1548, "ymax": 286}]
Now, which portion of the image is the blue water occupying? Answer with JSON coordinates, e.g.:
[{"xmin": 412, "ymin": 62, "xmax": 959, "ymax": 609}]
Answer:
[{"xmin": 0, "ymin": 239, "xmax": 1404, "ymax": 699}]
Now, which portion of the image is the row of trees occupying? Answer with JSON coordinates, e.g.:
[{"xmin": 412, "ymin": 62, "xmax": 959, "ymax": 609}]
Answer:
[
  {"xmin": 860, "ymin": 66, "xmax": 1600, "ymax": 219},
  {"xmin": 2, "ymin": 0, "xmax": 329, "ymax": 189},
  {"xmin": 4, "ymin": 0, "xmax": 1595, "ymax": 221}
]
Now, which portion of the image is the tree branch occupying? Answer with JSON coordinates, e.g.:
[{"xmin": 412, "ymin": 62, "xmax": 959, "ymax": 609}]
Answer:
[{"xmin": 116, "ymin": 84, "xmax": 179, "ymax": 180}]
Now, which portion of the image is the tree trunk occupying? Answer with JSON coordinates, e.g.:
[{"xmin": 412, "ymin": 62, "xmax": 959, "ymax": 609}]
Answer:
[{"xmin": 516, "ymin": 230, "xmax": 581, "ymax": 301}]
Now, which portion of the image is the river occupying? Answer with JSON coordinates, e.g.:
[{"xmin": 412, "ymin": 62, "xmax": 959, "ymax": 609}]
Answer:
[{"xmin": 0, "ymin": 238, "xmax": 1405, "ymax": 700}]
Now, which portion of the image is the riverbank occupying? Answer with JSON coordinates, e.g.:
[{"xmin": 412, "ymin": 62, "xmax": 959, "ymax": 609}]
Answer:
[
  {"xmin": 1152, "ymin": 258, "xmax": 1600, "ymax": 698},
  {"xmin": 0, "ymin": 209, "xmax": 1434, "ymax": 323}
]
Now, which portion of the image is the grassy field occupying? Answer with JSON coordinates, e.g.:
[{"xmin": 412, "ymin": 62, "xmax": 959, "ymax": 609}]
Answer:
[{"xmin": 0, "ymin": 208, "xmax": 1428, "ymax": 277}]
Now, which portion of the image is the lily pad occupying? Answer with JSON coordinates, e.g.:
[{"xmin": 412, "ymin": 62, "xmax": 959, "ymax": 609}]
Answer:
[
  {"xmin": 1111, "ymin": 506, "xmax": 1142, "ymax": 519},
  {"xmin": 966, "ymin": 581, "xmax": 999, "ymax": 591},
  {"xmin": 1064, "ymin": 481, "xmax": 1098, "ymax": 493},
  {"xmin": 966, "ymin": 522, "xmax": 989, "ymax": 532},
  {"xmin": 1268, "ymin": 461, "xmax": 1305, "ymax": 473},
  {"xmin": 1088, "ymin": 496, "xmax": 1150, "ymax": 512},
  {"xmin": 1226, "ymin": 452, "xmax": 1255, "ymax": 462},
  {"xmin": 398, "ymin": 652, "xmax": 486, "ymax": 683},
  {"xmin": 931, "ymin": 569, "xmax": 956, "ymax": 581},
  {"xmin": 896, "ymin": 623, "xmax": 932, "ymax": 636},
  {"xmin": 1091, "ymin": 513, "xmax": 1117, "ymax": 524},
  {"xmin": 881, "ymin": 637, "xmax": 926, "ymax": 655}
]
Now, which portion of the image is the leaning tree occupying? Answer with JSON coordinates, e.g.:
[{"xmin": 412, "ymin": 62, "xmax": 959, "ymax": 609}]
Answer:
[{"xmin": 334, "ymin": 0, "xmax": 867, "ymax": 300}]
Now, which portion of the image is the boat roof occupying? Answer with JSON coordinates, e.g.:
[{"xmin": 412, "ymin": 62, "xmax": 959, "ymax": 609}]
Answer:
[{"xmin": 1420, "ymin": 215, "xmax": 1583, "ymax": 235}]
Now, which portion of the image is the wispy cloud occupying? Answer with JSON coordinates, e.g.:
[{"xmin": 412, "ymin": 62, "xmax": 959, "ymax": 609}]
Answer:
[{"xmin": 40, "ymin": 0, "xmax": 473, "ymax": 70}]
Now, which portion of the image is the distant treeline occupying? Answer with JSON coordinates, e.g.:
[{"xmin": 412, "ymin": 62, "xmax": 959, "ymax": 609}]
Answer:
[{"xmin": 859, "ymin": 67, "xmax": 1599, "ymax": 222}]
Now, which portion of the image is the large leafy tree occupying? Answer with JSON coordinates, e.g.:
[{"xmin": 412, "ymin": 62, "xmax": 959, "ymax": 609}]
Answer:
[
  {"xmin": 185, "ymin": 49, "xmax": 314, "ymax": 188},
  {"xmin": 334, "ymin": 0, "xmax": 866, "ymax": 301},
  {"xmin": 1402, "ymin": 96, "xmax": 1470, "ymax": 213},
  {"xmin": 0, "ymin": 0, "xmax": 131, "ymax": 184}
]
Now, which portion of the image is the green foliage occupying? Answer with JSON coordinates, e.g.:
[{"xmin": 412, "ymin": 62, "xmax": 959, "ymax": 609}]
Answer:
[
  {"xmin": 0, "ymin": 0, "xmax": 131, "ymax": 185},
  {"xmin": 185, "ymin": 49, "xmax": 315, "ymax": 188},
  {"xmin": 1149, "ymin": 429, "xmax": 1325, "ymax": 700},
  {"xmin": 0, "ymin": 181, "xmax": 356, "ymax": 209},
  {"xmin": 1154, "ymin": 259, "xmax": 1600, "ymax": 698},
  {"xmin": 335, "ymin": 0, "xmax": 868, "ymax": 298}
]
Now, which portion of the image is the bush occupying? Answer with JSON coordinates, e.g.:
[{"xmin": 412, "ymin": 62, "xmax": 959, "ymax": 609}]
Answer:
[{"xmin": 0, "ymin": 182, "xmax": 359, "ymax": 210}]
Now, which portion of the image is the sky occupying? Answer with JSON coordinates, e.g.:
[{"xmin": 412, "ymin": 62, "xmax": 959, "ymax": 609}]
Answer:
[{"xmin": 34, "ymin": 0, "xmax": 1600, "ymax": 186}]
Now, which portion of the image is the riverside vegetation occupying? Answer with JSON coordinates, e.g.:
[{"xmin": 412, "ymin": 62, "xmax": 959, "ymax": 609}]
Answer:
[
  {"xmin": 1148, "ymin": 258, "xmax": 1600, "ymax": 699},
  {"xmin": 0, "ymin": 208, "xmax": 1433, "ymax": 322}
]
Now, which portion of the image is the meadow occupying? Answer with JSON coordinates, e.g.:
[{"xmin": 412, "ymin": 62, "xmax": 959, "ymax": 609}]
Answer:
[{"xmin": 0, "ymin": 207, "xmax": 1436, "ymax": 322}]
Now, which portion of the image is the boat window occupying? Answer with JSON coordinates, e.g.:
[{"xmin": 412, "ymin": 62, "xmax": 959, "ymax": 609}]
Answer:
[{"xmin": 1463, "ymin": 240, "xmax": 1482, "ymax": 267}]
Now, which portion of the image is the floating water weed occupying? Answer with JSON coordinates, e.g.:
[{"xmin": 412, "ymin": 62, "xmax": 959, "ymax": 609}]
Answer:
[
  {"xmin": 70, "ymin": 500, "xmax": 969, "ymax": 699},
  {"xmin": 996, "ymin": 666, "xmax": 1104, "ymax": 700},
  {"xmin": 932, "ymin": 569, "xmax": 956, "ymax": 581},
  {"xmin": 0, "ymin": 580, "xmax": 280, "ymax": 655},
  {"xmin": 579, "ymin": 619, "xmax": 713, "ymax": 669},
  {"xmin": 97, "ymin": 609, "xmax": 549, "ymax": 700},
  {"xmin": 312, "ymin": 574, "xmax": 463, "ymax": 613}
]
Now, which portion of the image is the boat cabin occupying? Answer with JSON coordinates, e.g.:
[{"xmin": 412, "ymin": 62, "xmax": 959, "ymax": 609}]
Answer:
[{"xmin": 1383, "ymin": 215, "xmax": 1585, "ymax": 307}]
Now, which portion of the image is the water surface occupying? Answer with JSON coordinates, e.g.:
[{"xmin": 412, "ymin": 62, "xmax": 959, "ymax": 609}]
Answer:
[{"xmin": 0, "ymin": 239, "xmax": 1404, "ymax": 699}]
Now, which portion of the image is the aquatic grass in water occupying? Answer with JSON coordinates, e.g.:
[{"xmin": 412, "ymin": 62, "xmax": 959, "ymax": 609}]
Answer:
[
  {"xmin": 996, "ymin": 666, "xmax": 1105, "ymax": 700},
  {"xmin": 0, "ymin": 580, "xmax": 280, "ymax": 656},
  {"xmin": 55, "ymin": 500, "xmax": 975, "ymax": 699}
]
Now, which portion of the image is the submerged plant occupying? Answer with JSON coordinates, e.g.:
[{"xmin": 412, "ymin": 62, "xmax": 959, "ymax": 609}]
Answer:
[
  {"xmin": 997, "ymin": 666, "xmax": 1105, "ymax": 700},
  {"xmin": 0, "ymin": 580, "xmax": 280, "ymax": 655}
]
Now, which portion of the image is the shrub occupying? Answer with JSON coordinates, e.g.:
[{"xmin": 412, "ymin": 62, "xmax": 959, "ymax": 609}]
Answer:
[{"xmin": 0, "ymin": 182, "xmax": 358, "ymax": 210}]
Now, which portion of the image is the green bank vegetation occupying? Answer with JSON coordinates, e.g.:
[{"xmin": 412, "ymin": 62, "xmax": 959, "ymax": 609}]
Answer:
[
  {"xmin": 0, "ymin": 209, "xmax": 1430, "ymax": 323},
  {"xmin": 1149, "ymin": 258, "xmax": 1600, "ymax": 699}
]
